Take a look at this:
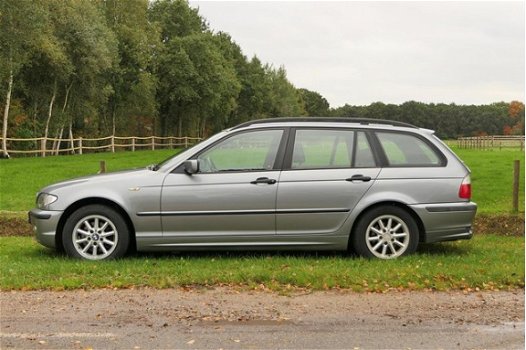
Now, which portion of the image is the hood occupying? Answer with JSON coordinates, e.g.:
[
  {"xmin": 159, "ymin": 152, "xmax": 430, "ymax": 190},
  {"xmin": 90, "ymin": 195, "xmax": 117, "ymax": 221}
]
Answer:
[{"xmin": 41, "ymin": 168, "xmax": 148, "ymax": 193}]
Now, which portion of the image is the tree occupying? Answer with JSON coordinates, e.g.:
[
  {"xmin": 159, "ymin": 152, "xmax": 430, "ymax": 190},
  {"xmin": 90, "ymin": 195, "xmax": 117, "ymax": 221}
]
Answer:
[
  {"xmin": 98, "ymin": 0, "xmax": 158, "ymax": 136},
  {"xmin": 267, "ymin": 66, "xmax": 305, "ymax": 117},
  {"xmin": 34, "ymin": 0, "xmax": 117, "ymax": 155},
  {"xmin": 148, "ymin": 0, "xmax": 205, "ymax": 42},
  {"xmin": 155, "ymin": 33, "xmax": 240, "ymax": 137},
  {"xmin": 0, "ymin": 0, "xmax": 48, "ymax": 157},
  {"xmin": 298, "ymin": 88, "xmax": 330, "ymax": 116},
  {"xmin": 508, "ymin": 101, "xmax": 525, "ymax": 135}
]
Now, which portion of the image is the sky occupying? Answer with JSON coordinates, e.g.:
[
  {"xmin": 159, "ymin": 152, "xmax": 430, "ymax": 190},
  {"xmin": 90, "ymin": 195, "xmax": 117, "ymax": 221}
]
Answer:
[{"xmin": 188, "ymin": 1, "xmax": 525, "ymax": 108}]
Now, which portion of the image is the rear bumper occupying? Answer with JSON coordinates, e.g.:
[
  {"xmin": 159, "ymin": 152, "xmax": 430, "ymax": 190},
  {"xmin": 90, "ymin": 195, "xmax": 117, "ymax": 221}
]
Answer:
[
  {"xmin": 29, "ymin": 208, "xmax": 63, "ymax": 249},
  {"xmin": 410, "ymin": 202, "xmax": 477, "ymax": 243}
]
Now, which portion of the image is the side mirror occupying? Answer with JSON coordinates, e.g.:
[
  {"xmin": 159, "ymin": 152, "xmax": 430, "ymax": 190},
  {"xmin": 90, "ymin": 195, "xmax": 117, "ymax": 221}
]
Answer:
[{"xmin": 183, "ymin": 159, "xmax": 199, "ymax": 175}]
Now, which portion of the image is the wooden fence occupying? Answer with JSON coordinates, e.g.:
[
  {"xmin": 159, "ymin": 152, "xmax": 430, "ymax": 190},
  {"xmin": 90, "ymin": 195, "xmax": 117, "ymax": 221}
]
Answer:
[
  {"xmin": 457, "ymin": 135, "xmax": 525, "ymax": 150},
  {"xmin": 0, "ymin": 135, "xmax": 201, "ymax": 157}
]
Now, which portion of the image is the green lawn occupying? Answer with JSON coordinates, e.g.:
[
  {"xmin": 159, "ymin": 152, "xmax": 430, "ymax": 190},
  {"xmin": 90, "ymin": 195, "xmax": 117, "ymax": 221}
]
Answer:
[
  {"xmin": 0, "ymin": 147, "xmax": 524, "ymax": 213},
  {"xmin": 0, "ymin": 150, "xmax": 178, "ymax": 211},
  {"xmin": 0, "ymin": 235, "xmax": 523, "ymax": 291},
  {"xmin": 452, "ymin": 147, "xmax": 524, "ymax": 213}
]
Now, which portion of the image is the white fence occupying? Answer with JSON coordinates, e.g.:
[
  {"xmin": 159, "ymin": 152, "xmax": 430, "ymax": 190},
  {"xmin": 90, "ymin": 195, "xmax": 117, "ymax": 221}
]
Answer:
[
  {"xmin": 456, "ymin": 135, "xmax": 524, "ymax": 150},
  {"xmin": 0, "ymin": 135, "xmax": 201, "ymax": 157}
]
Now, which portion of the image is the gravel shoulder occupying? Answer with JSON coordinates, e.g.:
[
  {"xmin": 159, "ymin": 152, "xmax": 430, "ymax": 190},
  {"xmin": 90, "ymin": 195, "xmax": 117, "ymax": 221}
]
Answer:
[{"xmin": 1, "ymin": 288, "xmax": 524, "ymax": 349}]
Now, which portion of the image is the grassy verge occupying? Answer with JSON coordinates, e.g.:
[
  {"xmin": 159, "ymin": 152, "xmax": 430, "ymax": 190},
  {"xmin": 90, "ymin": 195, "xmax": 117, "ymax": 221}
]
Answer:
[{"xmin": 1, "ymin": 235, "xmax": 523, "ymax": 292}]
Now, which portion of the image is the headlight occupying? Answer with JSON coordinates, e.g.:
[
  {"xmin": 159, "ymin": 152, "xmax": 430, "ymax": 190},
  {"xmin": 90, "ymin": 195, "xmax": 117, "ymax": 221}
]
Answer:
[{"xmin": 37, "ymin": 193, "xmax": 58, "ymax": 209}]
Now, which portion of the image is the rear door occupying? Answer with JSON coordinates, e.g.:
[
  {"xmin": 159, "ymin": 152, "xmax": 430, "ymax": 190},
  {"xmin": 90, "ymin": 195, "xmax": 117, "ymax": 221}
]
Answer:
[{"xmin": 276, "ymin": 128, "xmax": 380, "ymax": 235}]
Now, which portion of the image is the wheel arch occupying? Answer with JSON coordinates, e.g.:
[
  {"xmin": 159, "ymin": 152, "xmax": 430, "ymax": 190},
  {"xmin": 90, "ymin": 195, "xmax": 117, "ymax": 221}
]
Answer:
[
  {"xmin": 348, "ymin": 200, "xmax": 425, "ymax": 250},
  {"xmin": 56, "ymin": 197, "xmax": 136, "ymax": 253}
]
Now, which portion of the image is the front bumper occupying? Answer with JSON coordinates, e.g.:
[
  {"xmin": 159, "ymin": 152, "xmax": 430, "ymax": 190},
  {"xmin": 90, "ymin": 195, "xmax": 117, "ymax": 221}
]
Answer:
[
  {"xmin": 28, "ymin": 208, "xmax": 63, "ymax": 249},
  {"xmin": 410, "ymin": 202, "xmax": 477, "ymax": 243}
]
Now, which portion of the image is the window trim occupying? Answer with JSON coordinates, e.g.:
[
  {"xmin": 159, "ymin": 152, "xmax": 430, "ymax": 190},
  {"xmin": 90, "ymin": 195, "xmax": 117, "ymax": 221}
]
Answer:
[
  {"xmin": 172, "ymin": 127, "xmax": 290, "ymax": 174},
  {"xmin": 282, "ymin": 127, "xmax": 380, "ymax": 171},
  {"xmin": 371, "ymin": 130, "xmax": 448, "ymax": 168}
]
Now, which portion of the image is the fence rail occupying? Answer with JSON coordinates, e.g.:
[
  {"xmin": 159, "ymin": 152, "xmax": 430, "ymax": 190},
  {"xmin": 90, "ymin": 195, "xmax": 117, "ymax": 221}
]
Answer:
[
  {"xmin": 0, "ymin": 135, "xmax": 201, "ymax": 157},
  {"xmin": 457, "ymin": 135, "xmax": 524, "ymax": 150}
]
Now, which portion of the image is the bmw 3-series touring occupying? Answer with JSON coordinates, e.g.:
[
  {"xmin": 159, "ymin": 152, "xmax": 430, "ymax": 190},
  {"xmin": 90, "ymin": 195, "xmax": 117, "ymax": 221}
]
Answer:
[{"xmin": 29, "ymin": 118, "xmax": 477, "ymax": 260}]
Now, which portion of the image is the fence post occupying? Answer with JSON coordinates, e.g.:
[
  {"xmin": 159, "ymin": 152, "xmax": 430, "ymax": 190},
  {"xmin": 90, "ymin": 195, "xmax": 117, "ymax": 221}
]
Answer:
[
  {"xmin": 99, "ymin": 160, "xmax": 106, "ymax": 174},
  {"xmin": 512, "ymin": 160, "xmax": 520, "ymax": 213},
  {"xmin": 111, "ymin": 135, "xmax": 115, "ymax": 153},
  {"xmin": 151, "ymin": 136, "xmax": 155, "ymax": 150},
  {"xmin": 78, "ymin": 137, "xmax": 83, "ymax": 155},
  {"xmin": 169, "ymin": 137, "xmax": 173, "ymax": 149},
  {"xmin": 184, "ymin": 137, "xmax": 188, "ymax": 149},
  {"xmin": 131, "ymin": 137, "xmax": 135, "ymax": 152},
  {"xmin": 41, "ymin": 138, "xmax": 46, "ymax": 157}
]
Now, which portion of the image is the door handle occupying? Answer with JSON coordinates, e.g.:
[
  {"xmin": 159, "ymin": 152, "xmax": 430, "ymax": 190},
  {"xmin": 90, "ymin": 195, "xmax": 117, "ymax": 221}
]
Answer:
[
  {"xmin": 346, "ymin": 174, "xmax": 372, "ymax": 182},
  {"xmin": 250, "ymin": 177, "xmax": 277, "ymax": 185}
]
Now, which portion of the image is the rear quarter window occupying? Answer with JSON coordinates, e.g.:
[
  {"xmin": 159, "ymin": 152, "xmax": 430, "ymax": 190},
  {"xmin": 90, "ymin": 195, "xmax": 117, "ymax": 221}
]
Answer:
[{"xmin": 376, "ymin": 131, "xmax": 443, "ymax": 166}]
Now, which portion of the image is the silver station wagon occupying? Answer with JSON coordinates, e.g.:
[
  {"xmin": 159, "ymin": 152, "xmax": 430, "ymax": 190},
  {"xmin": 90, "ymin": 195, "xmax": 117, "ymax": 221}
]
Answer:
[{"xmin": 30, "ymin": 118, "xmax": 477, "ymax": 260}]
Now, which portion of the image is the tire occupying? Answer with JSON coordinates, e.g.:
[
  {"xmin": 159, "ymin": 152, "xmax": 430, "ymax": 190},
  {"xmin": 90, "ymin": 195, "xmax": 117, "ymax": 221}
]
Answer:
[
  {"xmin": 351, "ymin": 205, "xmax": 419, "ymax": 259},
  {"xmin": 62, "ymin": 204, "xmax": 130, "ymax": 260}
]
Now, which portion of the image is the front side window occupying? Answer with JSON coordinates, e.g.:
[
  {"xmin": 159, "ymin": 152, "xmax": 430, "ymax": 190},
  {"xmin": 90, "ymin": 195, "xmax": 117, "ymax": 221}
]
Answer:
[
  {"xmin": 291, "ymin": 129, "xmax": 377, "ymax": 169},
  {"xmin": 197, "ymin": 129, "xmax": 283, "ymax": 172},
  {"xmin": 376, "ymin": 132, "xmax": 441, "ymax": 166}
]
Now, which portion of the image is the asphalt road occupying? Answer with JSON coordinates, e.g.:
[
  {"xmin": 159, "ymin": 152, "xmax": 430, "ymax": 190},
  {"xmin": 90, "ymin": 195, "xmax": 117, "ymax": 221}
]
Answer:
[{"xmin": 1, "ymin": 288, "xmax": 524, "ymax": 349}]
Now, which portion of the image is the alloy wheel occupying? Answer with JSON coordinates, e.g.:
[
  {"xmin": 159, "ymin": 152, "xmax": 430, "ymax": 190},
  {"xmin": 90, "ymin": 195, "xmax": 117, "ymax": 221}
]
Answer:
[
  {"xmin": 365, "ymin": 214, "xmax": 410, "ymax": 259},
  {"xmin": 72, "ymin": 215, "xmax": 119, "ymax": 260}
]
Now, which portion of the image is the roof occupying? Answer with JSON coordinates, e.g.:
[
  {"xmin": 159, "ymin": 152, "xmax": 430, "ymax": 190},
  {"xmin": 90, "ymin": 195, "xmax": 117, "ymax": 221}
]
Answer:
[{"xmin": 231, "ymin": 117, "xmax": 417, "ymax": 130}]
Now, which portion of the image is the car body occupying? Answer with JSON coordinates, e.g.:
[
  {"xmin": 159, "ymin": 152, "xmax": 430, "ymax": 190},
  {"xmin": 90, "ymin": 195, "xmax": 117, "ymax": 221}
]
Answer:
[{"xmin": 29, "ymin": 118, "xmax": 477, "ymax": 260}]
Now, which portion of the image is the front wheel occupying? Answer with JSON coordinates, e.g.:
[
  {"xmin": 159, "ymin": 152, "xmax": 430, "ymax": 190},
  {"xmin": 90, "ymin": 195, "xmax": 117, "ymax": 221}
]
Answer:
[
  {"xmin": 351, "ymin": 206, "xmax": 419, "ymax": 259},
  {"xmin": 62, "ymin": 204, "xmax": 130, "ymax": 260}
]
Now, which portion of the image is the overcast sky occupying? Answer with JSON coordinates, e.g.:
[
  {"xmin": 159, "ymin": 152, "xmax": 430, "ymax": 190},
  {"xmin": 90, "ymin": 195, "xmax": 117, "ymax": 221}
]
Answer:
[{"xmin": 188, "ymin": 1, "xmax": 525, "ymax": 108}]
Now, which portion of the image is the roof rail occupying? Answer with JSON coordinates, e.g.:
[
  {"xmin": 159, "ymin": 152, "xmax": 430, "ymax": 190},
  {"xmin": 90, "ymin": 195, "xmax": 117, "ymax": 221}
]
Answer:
[{"xmin": 231, "ymin": 117, "xmax": 417, "ymax": 130}]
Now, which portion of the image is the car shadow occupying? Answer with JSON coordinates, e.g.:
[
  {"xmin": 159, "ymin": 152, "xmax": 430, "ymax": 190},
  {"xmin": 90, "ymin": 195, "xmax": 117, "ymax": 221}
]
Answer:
[
  {"xmin": 416, "ymin": 242, "xmax": 471, "ymax": 256},
  {"xmin": 127, "ymin": 242, "xmax": 470, "ymax": 260},
  {"xmin": 30, "ymin": 242, "xmax": 470, "ymax": 260},
  {"xmin": 130, "ymin": 249, "xmax": 350, "ymax": 260}
]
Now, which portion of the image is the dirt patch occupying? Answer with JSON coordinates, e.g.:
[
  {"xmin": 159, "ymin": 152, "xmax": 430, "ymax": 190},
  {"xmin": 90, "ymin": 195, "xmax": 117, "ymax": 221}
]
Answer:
[
  {"xmin": 475, "ymin": 214, "xmax": 525, "ymax": 236},
  {"xmin": 1, "ymin": 213, "xmax": 523, "ymax": 237},
  {"xmin": 0, "ymin": 216, "xmax": 32, "ymax": 237}
]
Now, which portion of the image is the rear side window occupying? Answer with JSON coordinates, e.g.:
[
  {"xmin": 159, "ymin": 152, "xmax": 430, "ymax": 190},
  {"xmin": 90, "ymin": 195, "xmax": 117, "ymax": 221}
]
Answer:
[
  {"xmin": 290, "ymin": 129, "xmax": 376, "ymax": 169},
  {"xmin": 376, "ymin": 132, "xmax": 442, "ymax": 166}
]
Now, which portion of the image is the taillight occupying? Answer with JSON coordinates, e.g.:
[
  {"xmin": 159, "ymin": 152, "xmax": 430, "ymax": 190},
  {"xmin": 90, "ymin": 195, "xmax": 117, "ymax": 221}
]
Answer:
[{"xmin": 459, "ymin": 175, "xmax": 471, "ymax": 199}]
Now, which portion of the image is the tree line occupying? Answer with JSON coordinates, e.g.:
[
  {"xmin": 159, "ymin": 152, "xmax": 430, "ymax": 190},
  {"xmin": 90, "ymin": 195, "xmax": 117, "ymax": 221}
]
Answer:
[
  {"xmin": 330, "ymin": 100, "xmax": 524, "ymax": 139},
  {"xmin": 1, "ymin": 0, "xmax": 523, "ymax": 157}
]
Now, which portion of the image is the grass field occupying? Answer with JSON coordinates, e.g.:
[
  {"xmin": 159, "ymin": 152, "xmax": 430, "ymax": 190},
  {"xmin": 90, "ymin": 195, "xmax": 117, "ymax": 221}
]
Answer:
[
  {"xmin": 0, "ymin": 235, "xmax": 523, "ymax": 291},
  {"xmin": 0, "ymin": 149, "xmax": 177, "ymax": 211},
  {"xmin": 0, "ymin": 147, "xmax": 523, "ymax": 213},
  {"xmin": 452, "ymin": 147, "xmax": 524, "ymax": 213}
]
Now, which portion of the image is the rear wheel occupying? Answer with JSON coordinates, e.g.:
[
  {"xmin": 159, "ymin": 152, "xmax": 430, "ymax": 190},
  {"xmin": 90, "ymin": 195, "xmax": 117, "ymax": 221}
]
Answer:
[
  {"xmin": 352, "ymin": 206, "xmax": 419, "ymax": 259},
  {"xmin": 62, "ymin": 204, "xmax": 129, "ymax": 260}
]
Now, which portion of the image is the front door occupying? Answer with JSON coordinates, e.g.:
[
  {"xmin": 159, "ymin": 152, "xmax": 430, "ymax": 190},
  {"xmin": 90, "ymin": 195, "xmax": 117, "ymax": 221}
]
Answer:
[{"xmin": 161, "ymin": 129, "xmax": 285, "ymax": 242}]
